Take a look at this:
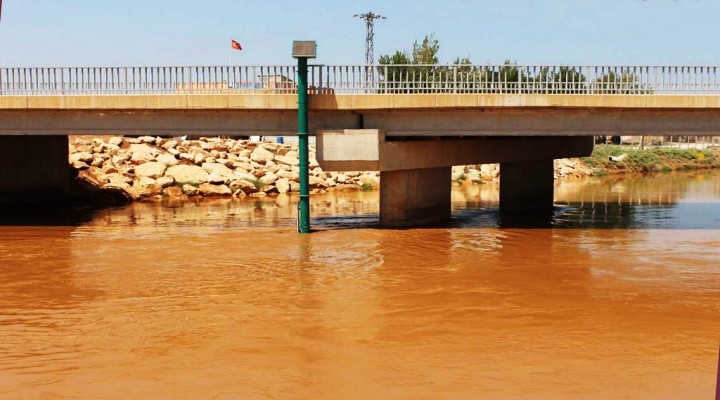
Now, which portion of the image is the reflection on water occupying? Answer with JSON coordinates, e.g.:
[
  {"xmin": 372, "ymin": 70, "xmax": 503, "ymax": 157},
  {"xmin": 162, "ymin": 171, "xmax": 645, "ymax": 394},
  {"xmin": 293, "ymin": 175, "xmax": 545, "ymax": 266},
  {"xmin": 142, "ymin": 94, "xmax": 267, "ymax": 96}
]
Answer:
[
  {"xmin": 453, "ymin": 170, "xmax": 720, "ymax": 229},
  {"xmin": 0, "ymin": 170, "xmax": 718, "ymax": 399}
]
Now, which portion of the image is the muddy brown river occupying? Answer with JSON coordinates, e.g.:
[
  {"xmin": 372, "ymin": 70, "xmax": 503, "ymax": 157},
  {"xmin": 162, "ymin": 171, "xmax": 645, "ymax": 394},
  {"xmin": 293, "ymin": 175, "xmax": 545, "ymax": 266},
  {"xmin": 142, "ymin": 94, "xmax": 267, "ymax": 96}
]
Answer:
[{"xmin": 1, "ymin": 171, "xmax": 719, "ymax": 399}]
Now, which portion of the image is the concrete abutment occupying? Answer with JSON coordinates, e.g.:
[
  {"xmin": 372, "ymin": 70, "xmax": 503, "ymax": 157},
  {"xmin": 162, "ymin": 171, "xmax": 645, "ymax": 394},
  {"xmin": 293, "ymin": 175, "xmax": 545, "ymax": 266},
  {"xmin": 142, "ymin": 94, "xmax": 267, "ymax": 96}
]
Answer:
[{"xmin": 0, "ymin": 135, "xmax": 71, "ymax": 204}]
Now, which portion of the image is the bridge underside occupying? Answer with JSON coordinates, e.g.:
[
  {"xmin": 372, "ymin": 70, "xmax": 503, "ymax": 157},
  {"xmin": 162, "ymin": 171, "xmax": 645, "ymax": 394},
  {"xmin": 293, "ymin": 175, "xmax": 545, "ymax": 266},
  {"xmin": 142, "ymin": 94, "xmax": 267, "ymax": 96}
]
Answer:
[
  {"xmin": 0, "ymin": 136, "xmax": 71, "ymax": 205},
  {"xmin": 2, "ymin": 107, "xmax": 720, "ymax": 136},
  {"xmin": 318, "ymin": 130, "xmax": 594, "ymax": 227}
]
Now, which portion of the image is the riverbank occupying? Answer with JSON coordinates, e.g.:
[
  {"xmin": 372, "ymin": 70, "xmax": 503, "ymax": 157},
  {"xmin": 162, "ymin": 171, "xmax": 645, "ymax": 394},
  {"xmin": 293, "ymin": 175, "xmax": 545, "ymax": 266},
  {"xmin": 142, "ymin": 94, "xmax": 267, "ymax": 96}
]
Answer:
[
  {"xmin": 68, "ymin": 136, "xmax": 720, "ymax": 202},
  {"xmin": 581, "ymin": 145, "xmax": 720, "ymax": 175}
]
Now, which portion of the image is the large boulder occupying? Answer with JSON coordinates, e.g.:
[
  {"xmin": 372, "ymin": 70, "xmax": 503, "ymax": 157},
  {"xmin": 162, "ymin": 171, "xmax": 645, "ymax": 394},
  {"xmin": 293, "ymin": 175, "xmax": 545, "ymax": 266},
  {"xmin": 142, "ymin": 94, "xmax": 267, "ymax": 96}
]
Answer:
[
  {"xmin": 138, "ymin": 177, "xmax": 157, "ymax": 187},
  {"xmin": 229, "ymin": 180, "xmax": 259, "ymax": 195},
  {"xmin": 105, "ymin": 172, "xmax": 132, "ymax": 185},
  {"xmin": 250, "ymin": 146, "xmax": 274, "ymax": 164},
  {"xmin": 129, "ymin": 144, "xmax": 159, "ymax": 163},
  {"xmin": 198, "ymin": 183, "xmax": 232, "ymax": 196},
  {"xmin": 277, "ymin": 170, "xmax": 300, "ymax": 182},
  {"xmin": 260, "ymin": 172, "xmax": 278, "ymax": 185},
  {"xmin": 233, "ymin": 170, "xmax": 257, "ymax": 182},
  {"xmin": 138, "ymin": 136, "xmax": 156, "ymax": 144},
  {"xmin": 202, "ymin": 162, "xmax": 234, "ymax": 183},
  {"xmin": 102, "ymin": 164, "xmax": 118, "ymax": 174},
  {"xmin": 105, "ymin": 144, "xmax": 120, "ymax": 156},
  {"xmin": 156, "ymin": 176, "xmax": 175, "ymax": 188},
  {"xmin": 162, "ymin": 140, "xmax": 178, "ymax": 150},
  {"xmin": 102, "ymin": 183, "xmax": 141, "ymax": 201},
  {"xmin": 276, "ymin": 146, "xmax": 292, "ymax": 156},
  {"xmin": 135, "ymin": 162, "xmax": 167, "ymax": 179},
  {"xmin": 182, "ymin": 184, "xmax": 200, "ymax": 196},
  {"xmin": 69, "ymin": 152, "xmax": 93, "ymax": 164},
  {"xmin": 165, "ymin": 165, "xmax": 209, "ymax": 185},
  {"xmin": 274, "ymin": 154, "xmax": 298, "ymax": 166},
  {"xmin": 275, "ymin": 178, "xmax": 290, "ymax": 194},
  {"xmin": 207, "ymin": 173, "xmax": 226, "ymax": 184},
  {"xmin": 163, "ymin": 186, "xmax": 184, "ymax": 198},
  {"xmin": 309, "ymin": 176, "xmax": 328, "ymax": 189},
  {"xmin": 136, "ymin": 183, "xmax": 163, "ymax": 197},
  {"xmin": 156, "ymin": 153, "xmax": 179, "ymax": 167}
]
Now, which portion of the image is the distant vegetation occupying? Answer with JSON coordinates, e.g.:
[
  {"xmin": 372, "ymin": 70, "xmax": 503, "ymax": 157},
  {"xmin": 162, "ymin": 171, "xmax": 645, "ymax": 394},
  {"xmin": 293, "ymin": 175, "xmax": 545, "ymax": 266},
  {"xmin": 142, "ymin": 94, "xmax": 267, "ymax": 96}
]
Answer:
[
  {"xmin": 582, "ymin": 146, "xmax": 720, "ymax": 175},
  {"xmin": 377, "ymin": 35, "xmax": 649, "ymax": 94}
]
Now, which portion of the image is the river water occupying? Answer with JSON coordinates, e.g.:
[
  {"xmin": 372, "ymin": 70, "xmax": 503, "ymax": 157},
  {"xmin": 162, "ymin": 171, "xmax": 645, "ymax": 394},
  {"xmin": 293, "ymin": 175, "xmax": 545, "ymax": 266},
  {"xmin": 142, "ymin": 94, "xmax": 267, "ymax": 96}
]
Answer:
[{"xmin": 0, "ymin": 171, "xmax": 718, "ymax": 399}]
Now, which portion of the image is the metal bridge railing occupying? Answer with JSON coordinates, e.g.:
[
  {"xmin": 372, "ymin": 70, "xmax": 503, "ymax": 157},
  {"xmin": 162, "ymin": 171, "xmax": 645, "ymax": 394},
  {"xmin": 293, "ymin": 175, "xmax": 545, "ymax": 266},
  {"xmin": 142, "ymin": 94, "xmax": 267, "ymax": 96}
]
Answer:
[{"xmin": 1, "ymin": 65, "xmax": 719, "ymax": 95}]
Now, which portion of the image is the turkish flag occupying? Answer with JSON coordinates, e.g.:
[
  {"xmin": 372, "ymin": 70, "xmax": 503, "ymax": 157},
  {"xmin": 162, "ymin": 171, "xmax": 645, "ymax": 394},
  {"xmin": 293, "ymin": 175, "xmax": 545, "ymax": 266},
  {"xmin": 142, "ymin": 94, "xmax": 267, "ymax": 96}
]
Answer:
[{"xmin": 231, "ymin": 40, "xmax": 242, "ymax": 51}]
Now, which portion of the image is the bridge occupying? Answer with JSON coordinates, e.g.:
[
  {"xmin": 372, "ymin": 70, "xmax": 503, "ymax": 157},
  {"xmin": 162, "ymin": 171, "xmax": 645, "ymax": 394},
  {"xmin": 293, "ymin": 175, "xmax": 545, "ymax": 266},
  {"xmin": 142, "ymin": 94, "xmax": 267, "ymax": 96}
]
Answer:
[{"xmin": 2, "ymin": 64, "xmax": 720, "ymax": 226}]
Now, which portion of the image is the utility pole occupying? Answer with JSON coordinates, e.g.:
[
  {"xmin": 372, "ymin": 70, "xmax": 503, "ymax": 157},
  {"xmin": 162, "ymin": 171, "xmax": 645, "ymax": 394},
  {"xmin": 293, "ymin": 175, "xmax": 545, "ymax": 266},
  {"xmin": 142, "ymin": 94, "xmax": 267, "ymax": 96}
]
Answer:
[
  {"xmin": 354, "ymin": 12, "xmax": 386, "ymax": 66},
  {"xmin": 354, "ymin": 12, "xmax": 386, "ymax": 91}
]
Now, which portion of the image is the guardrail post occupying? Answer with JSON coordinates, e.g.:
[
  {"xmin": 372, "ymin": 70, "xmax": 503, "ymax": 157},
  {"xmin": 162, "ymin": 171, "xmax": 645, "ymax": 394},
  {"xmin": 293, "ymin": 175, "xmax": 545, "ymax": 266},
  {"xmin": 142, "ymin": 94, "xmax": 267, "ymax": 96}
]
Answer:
[
  {"xmin": 188, "ymin": 67, "xmax": 193, "ymax": 94},
  {"xmin": 453, "ymin": 66, "xmax": 457, "ymax": 94},
  {"xmin": 318, "ymin": 65, "xmax": 324, "ymax": 93}
]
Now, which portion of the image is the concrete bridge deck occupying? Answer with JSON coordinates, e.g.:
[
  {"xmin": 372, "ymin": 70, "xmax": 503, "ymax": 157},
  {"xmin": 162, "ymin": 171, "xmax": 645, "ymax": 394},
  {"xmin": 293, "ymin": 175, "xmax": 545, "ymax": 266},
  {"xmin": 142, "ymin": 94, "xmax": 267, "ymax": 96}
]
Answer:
[
  {"xmin": 1, "ymin": 93, "xmax": 720, "ymax": 136},
  {"xmin": 2, "ymin": 93, "xmax": 720, "ymax": 110}
]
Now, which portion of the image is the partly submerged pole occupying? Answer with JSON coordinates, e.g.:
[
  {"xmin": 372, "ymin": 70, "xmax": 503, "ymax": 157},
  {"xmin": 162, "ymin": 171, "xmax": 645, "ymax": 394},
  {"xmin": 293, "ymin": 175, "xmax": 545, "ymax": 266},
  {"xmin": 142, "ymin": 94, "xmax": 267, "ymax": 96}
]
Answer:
[
  {"xmin": 292, "ymin": 41, "xmax": 317, "ymax": 233},
  {"xmin": 297, "ymin": 57, "xmax": 310, "ymax": 233}
]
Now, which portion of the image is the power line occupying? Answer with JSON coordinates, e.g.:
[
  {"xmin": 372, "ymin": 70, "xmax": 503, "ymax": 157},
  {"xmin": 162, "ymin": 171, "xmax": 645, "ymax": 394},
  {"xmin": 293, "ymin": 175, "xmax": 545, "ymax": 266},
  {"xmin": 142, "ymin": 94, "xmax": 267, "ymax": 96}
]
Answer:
[{"xmin": 354, "ymin": 12, "xmax": 386, "ymax": 65}]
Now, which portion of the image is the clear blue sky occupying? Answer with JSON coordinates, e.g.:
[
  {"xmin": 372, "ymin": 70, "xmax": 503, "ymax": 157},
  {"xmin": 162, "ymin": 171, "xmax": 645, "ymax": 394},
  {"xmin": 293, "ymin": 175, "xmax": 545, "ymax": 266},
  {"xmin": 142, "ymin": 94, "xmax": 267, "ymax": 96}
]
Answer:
[{"xmin": 0, "ymin": 0, "xmax": 717, "ymax": 67}]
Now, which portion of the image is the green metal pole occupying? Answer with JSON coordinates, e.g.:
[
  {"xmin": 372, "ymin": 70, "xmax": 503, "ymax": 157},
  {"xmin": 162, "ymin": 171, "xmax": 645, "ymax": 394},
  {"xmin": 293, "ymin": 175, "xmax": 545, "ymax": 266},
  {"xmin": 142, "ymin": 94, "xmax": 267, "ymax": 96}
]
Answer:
[{"xmin": 297, "ymin": 57, "xmax": 310, "ymax": 233}]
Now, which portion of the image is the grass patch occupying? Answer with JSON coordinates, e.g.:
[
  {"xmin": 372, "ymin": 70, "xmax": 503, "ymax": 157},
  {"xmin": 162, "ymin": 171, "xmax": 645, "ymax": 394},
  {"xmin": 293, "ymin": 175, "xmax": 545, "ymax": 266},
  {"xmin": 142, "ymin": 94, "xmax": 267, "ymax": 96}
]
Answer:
[
  {"xmin": 249, "ymin": 178, "xmax": 267, "ymax": 190},
  {"xmin": 581, "ymin": 145, "xmax": 719, "ymax": 175},
  {"xmin": 175, "ymin": 181, "xmax": 200, "ymax": 188}
]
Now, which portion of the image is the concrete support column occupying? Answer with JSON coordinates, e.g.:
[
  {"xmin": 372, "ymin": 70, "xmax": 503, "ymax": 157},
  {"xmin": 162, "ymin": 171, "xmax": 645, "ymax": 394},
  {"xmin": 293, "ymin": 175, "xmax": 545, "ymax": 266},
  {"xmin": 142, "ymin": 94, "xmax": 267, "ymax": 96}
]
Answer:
[
  {"xmin": 380, "ymin": 167, "xmax": 451, "ymax": 227},
  {"xmin": 500, "ymin": 160, "xmax": 554, "ymax": 212},
  {"xmin": 0, "ymin": 135, "xmax": 71, "ymax": 203}
]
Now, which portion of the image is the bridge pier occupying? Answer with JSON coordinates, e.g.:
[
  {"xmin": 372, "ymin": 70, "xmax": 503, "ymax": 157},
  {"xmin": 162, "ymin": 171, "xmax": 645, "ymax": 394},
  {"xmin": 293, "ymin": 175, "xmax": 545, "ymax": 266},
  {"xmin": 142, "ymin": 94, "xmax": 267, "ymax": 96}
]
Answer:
[
  {"xmin": 380, "ymin": 167, "xmax": 451, "ymax": 227},
  {"xmin": 317, "ymin": 130, "xmax": 593, "ymax": 227},
  {"xmin": 0, "ymin": 135, "xmax": 71, "ymax": 204},
  {"xmin": 500, "ymin": 160, "xmax": 555, "ymax": 212}
]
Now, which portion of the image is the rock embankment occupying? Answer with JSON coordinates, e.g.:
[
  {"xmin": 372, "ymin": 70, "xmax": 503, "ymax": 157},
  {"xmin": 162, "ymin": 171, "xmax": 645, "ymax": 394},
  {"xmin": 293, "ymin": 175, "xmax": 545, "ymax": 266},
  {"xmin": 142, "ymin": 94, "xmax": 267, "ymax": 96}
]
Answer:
[
  {"xmin": 450, "ymin": 158, "xmax": 593, "ymax": 185},
  {"xmin": 69, "ymin": 136, "xmax": 598, "ymax": 202},
  {"xmin": 70, "ymin": 136, "xmax": 384, "ymax": 202}
]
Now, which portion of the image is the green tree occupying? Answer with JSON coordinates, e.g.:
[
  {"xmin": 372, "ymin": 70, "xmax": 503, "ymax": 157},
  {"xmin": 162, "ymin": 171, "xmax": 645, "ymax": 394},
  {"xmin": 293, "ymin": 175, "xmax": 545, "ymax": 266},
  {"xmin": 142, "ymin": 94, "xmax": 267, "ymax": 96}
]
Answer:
[
  {"xmin": 378, "ymin": 34, "xmax": 440, "ymax": 93},
  {"xmin": 411, "ymin": 35, "xmax": 439, "ymax": 65},
  {"xmin": 378, "ymin": 50, "xmax": 412, "ymax": 92}
]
